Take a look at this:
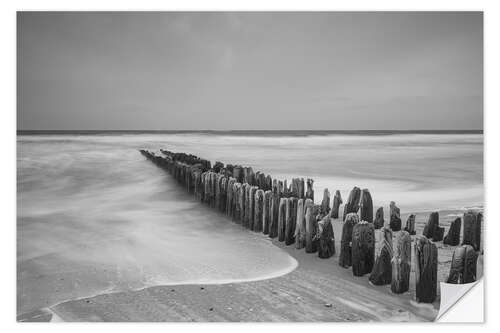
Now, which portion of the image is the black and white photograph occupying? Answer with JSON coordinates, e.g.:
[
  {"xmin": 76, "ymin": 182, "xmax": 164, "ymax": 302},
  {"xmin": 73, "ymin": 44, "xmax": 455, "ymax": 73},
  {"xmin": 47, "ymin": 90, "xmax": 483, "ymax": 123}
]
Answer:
[{"xmin": 15, "ymin": 10, "xmax": 484, "ymax": 322}]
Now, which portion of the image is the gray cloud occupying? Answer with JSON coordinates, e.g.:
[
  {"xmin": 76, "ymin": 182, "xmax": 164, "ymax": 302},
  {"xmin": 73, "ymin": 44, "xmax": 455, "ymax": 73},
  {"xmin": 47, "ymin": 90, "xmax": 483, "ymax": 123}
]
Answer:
[{"xmin": 17, "ymin": 12, "xmax": 483, "ymax": 130}]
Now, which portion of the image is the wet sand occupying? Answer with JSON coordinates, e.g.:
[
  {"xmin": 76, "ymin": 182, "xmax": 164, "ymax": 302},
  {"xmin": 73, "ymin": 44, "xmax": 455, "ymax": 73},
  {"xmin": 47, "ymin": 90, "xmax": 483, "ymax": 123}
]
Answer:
[{"xmin": 24, "ymin": 209, "xmax": 480, "ymax": 323}]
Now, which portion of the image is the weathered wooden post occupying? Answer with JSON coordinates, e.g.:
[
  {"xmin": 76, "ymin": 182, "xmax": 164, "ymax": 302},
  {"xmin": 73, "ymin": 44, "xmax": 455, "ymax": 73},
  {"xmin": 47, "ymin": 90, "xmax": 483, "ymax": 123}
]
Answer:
[
  {"xmin": 343, "ymin": 187, "xmax": 361, "ymax": 221},
  {"xmin": 391, "ymin": 231, "xmax": 412, "ymax": 293},
  {"xmin": 269, "ymin": 191, "xmax": 279, "ymax": 238},
  {"xmin": 404, "ymin": 214, "xmax": 416, "ymax": 235},
  {"xmin": 369, "ymin": 231, "xmax": 392, "ymax": 285},
  {"xmin": 218, "ymin": 175, "xmax": 228, "ymax": 213},
  {"xmin": 389, "ymin": 201, "xmax": 401, "ymax": 231},
  {"xmin": 383, "ymin": 227, "xmax": 393, "ymax": 250},
  {"xmin": 332, "ymin": 190, "xmax": 343, "ymax": 219},
  {"xmin": 352, "ymin": 221, "xmax": 375, "ymax": 277},
  {"xmin": 414, "ymin": 236, "xmax": 438, "ymax": 303},
  {"xmin": 359, "ymin": 188, "xmax": 373, "ymax": 223},
  {"xmin": 210, "ymin": 172, "xmax": 218, "ymax": 207},
  {"xmin": 291, "ymin": 178, "xmax": 299, "ymax": 198},
  {"xmin": 374, "ymin": 207, "xmax": 384, "ymax": 229},
  {"xmin": 447, "ymin": 244, "xmax": 478, "ymax": 284},
  {"xmin": 304, "ymin": 199, "xmax": 318, "ymax": 253},
  {"xmin": 444, "ymin": 217, "xmax": 462, "ymax": 246},
  {"xmin": 295, "ymin": 199, "xmax": 306, "ymax": 249},
  {"xmin": 462, "ymin": 211, "xmax": 482, "ymax": 251},
  {"xmin": 265, "ymin": 175, "xmax": 272, "ymax": 191},
  {"xmin": 423, "ymin": 212, "xmax": 445, "ymax": 241},
  {"xmin": 248, "ymin": 186, "xmax": 257, "ymax": 230},
  {"xmin": 339, "ymin": 213, "xmax": 359, "ymax": 268},
  {"xmin": 285, "ymin": 197, "xmax": 297, "ymax": 245},
  {"xmin": 241, "ymin": 183, "xmax": 249, "ymax": 227},
  {"xmin": 320, "ymin": 188, "xmax": 331, "ymax": 216},
  {"xmin": 305, "ymin": 179, "xmax": 314, "ymax": 201},
  {"xmin": 317, "ymin": 216, "xmax": 335, "ymax": 258},
  {"xmin": 254, "ymin": 190, "xmax": 264, "ymax": 232},
  {"xmin": 233, "ymin": 182, "xmax": 243, "ymax": 223},
  {"xmin": 298, "ymin": 178, "xmax": 305, "ymax": 199},
  {"xmin": 256, "ymin": 172, "xmax": 265, "ymax": 189},
  {"xmin": 278, "ymin": 197, "xmax": 288, "ymax": 242},
  {"xmin": 262, "ymin": 190, "xmax": 272, "ymax": 234},
  {"xmin": 423, "ymin": 212, "xmax": 439, "ymax": 239},
  {"xmin": 225, "ymin": 178, "xmax": 234, "ymax": 216},
  {"xmin": 233, "ymin": 166, "xmax": 243, "ymax": 183}
]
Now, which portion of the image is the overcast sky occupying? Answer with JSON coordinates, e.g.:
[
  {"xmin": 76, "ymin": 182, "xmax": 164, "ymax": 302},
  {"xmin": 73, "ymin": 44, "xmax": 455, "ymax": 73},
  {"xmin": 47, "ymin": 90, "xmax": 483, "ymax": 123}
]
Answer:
[{"xmin": 18, "ymin": 12, "xmax": 483, "ymax": 130}]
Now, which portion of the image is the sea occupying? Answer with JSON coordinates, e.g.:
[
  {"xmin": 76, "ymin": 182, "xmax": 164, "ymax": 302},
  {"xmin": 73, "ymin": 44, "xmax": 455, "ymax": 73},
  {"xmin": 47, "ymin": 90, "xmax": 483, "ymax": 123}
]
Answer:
[{"xmin": 17, "ymin": 130, "xmax": 483, "ymax": 315}]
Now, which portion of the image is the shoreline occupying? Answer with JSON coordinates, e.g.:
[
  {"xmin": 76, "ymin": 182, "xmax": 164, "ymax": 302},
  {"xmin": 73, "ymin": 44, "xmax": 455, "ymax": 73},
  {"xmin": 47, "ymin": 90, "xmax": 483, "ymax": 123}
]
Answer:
[
  {"xmin": 45, "ymin": 229, "xmax": 438, "ymax": 322},
  {"xmin": 18, "ymin": 207, "xmax": 483, "ymax": 322},
  {"xmin": 17, "ymin": 198, "xmax": 484, "ymax": 322}
]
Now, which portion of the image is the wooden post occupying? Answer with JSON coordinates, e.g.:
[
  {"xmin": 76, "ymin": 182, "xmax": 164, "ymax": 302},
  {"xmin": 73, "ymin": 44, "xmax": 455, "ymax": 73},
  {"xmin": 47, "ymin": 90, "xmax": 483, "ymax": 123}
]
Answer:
[
  {"xmin": 339, "ymin": 213, "xmax": 360, "ymax": 268},
  {"xmin": 359, "ymin": 188, "xmax": 373, "ymax": 223},
  {"xmin": 235, "ymin": 182, "xmax": 244, "ymax": 224},
  {"xmin": 369, "ymin": 236, "xmax": 392, "ymax": 285},
  {"xmin": 444, "ymin": 217, "xmax": 461, "ymax": 246},
  {"xmin": 391, "ymin": 231, "xmax": 412, "ymax": 294},
  {"xmin": 227, "ymin": 181, "xmax": 235, "ymax": 220},
  {"xmin": 352, "ymin": 221, "xmax": 375, "ymax": 277},
  {"xmin": 305, "ymin": 179, "xmax": 314, "ymax": 201},
  {"xmin": 320, "ymin": 188, "xmax": 330, "ymax": 216},
  {"xmin": 219, "ymin": 175, "xmax": 228, "ymax": 213},
  {"xmin": 283, "ymin": 179, "xmax": 290, "ymax": 197},
  {"xmin": 278, "ymin": 197, "xmax": 288, "ymax": 242},
  {"xmin": 241, "ymin": 183, "xmax": 249, "ymax": 227},
  {"xmin": 264, "ymin": 175, "xmax": 272, "ymax": 191},
  {"xmin": 254, "ymin": 189, "xmax": 264, "ymax": 232},
  {"xmin": 248, "ymin": 186, "xmax": 257, "ymax": 230},
  {"xmin": 463, "ymin": 211, "xmax": 482, "ymax": 251},
  {"xmin": 256, "ymin": 172, "xmax": 265, "ymax": 190},
  {"xmin": 389, "ymin": 201, "xmax": 401, "ymax": 231},
  {"xmin": 291, "ymin": 178, "xmax": 299, "ymax": 197},
  {"xmin": 214, "ymin": 174, "xmax": 221, "ymax": 210},
  {"xmin": 262, "ymin": 190, "xmax": 272, "ymax": 234},
  {"xmin": 331, "ymin": 190, "xmax": 343, "ymax": 219},
  {"xmin": 374, "ymin": 207, "xmax": 384, "ymax": 229},
  {"xmin": 298, "ymin": 178, "xmax": 305, "ymax": 199},
  {"xmin": 285, "ymin": 197, "xmax": 297, "ymax": 245},
  {"xmin": 414, "ymin": 236, "xmax": 438, "ymax": 303},
  {"xmin": 233, "ymin": 166, "xmax": 243, "ymax": 183},
  {"xmin": 295, "ymin": 199, "xmax": 306, "ymax": 249},
  {"xmin": 210, "ymin": 172, "xmax": 217, "ymax": 207},
  {"xmin": 304, "ymin": 199, "xmax": 317, "ymax": 253},
  {"xmin": 243, "ymin": 183, "xmax": 249, "ymax": 225},
  {"xmin": 269, "ymin": 192, "xmax": 279, "ymax": 238},
  {"xmin": 404, "ymin": 214, "xmax": 416, "ymax": 235},
  {"xmin": 318, "ymin": 216, "xmax": 335, "ymax": 258},
  {"xmin": 447, "ymin": 244, "xmax": 478, "ymax": 284},
  {"xmin": 383, "ymin": 227, "xmax": 393, "ymax": 251},
  {"xmin": 423, "ymin": 211, "xmax": 439, "ymax": 239},
  {"xmin": 343, "ymin": 187, "xmax": 361, "ymax": 221}
]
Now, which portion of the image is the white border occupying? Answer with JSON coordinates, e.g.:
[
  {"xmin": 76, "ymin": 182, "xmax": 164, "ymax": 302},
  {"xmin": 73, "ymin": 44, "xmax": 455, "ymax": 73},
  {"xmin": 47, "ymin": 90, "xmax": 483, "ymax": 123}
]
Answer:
[{"xmin": 2, "ymin": 1, "xmax": 497, "ymax": 332}]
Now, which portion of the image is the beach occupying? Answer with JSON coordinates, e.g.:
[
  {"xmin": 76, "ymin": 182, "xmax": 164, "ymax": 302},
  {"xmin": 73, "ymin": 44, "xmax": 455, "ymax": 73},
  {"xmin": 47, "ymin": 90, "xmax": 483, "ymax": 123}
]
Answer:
[
  {"xmin": 19, "ymin": 208, "xmax": 482, "ymax": 322},
  {"xmin": 17, "ymin": 132, "xmax": 483, "ymax": 322}
]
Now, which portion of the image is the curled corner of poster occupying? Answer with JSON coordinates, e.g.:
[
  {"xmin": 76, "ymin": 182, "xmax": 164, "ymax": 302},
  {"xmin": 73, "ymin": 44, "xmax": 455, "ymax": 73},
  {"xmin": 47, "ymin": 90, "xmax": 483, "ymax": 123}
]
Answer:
[{"xmin": 436, "ymin": 279, "xmax": 484, "ymax": 322}]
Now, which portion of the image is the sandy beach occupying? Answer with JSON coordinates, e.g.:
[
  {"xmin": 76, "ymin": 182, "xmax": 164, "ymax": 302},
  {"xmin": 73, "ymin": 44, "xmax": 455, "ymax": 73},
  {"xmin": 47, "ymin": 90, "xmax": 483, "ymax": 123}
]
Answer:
[{"xmin": 16, "ymin": 208, "xmax": 481, "ymax": 322}]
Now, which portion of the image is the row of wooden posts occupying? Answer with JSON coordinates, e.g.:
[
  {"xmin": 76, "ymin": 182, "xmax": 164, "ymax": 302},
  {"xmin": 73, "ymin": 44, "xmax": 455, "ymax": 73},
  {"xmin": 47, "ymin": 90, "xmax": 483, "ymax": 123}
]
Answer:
[{"xmin": 139, "ymin": 149, "xmax": 482, "ymax": 304}]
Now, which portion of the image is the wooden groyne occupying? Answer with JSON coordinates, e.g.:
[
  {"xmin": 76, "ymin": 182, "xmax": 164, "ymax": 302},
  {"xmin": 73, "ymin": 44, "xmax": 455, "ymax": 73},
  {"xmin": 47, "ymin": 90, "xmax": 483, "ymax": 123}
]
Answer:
[{"xmin": 139, "ymin": 148, "xmax": 482, "ymax": 304}]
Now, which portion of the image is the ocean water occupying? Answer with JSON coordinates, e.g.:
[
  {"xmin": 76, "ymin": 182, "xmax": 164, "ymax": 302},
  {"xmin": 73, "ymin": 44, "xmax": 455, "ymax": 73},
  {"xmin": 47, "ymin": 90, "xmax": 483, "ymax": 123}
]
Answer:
[{"xmin": 17, "ymin": 131, "xmax": 483, "ymax": 314}]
